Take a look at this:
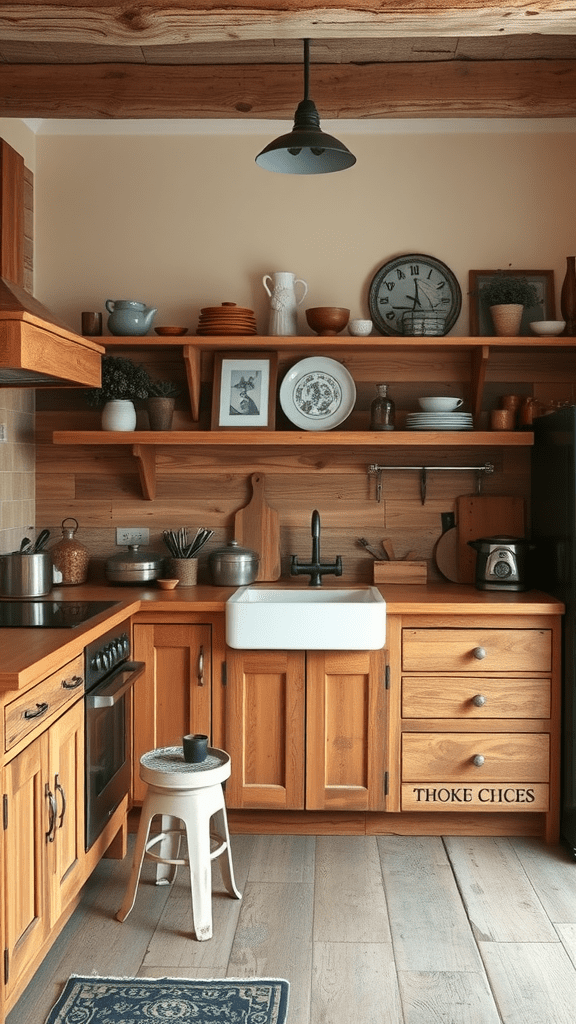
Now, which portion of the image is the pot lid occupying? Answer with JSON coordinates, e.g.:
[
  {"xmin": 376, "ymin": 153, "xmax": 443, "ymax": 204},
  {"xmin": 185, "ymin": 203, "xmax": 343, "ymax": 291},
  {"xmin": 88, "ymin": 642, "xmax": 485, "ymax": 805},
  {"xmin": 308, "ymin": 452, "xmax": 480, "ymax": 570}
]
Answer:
[
  {"xmin": 106, "ymin": 544, "xmax": 165, "ymax": 570},
  {"xmin": 209, "ymin": 540, "xmax": 259, "ymax": 563}
]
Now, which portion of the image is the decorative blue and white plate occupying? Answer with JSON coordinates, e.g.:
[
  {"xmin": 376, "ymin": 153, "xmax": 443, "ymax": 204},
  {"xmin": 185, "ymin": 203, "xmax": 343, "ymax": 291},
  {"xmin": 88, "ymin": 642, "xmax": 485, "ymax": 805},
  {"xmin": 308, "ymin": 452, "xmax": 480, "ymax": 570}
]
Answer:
[{"xmin": 280, "ymin": 356, "xmax": 356, "ymax": 431}]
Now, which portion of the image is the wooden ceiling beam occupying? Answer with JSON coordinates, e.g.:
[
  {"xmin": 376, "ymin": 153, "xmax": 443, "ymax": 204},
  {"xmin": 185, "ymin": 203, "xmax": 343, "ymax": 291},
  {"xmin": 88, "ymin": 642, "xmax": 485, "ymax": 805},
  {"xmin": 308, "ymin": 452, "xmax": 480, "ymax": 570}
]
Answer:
[
  {"xmin": 1, "ymin": 60, "xmax": 576, "ymax": 118},
  {"xmin": 0, "ymin": 2, "xmax": 575, "ymax": 46}
]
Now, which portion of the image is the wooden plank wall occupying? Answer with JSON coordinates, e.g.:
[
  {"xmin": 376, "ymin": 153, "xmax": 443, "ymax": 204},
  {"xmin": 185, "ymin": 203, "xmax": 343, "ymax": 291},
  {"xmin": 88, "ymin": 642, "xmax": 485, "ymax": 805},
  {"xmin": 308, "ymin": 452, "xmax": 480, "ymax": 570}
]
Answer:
[{"xmin": 35, "ymin": 345, "xmax": 576, "ymax": 584}]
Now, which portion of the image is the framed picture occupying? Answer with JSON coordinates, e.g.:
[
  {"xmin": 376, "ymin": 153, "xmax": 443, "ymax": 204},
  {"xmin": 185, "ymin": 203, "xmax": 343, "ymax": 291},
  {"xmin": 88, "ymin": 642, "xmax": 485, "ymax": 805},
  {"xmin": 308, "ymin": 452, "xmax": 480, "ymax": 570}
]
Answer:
[
  {"xmin": 468, "ymin": 269, "xmax": 556, "ymax": 336},
  {"xmin": 211, "ymin": 351, "xmax": 278, "ymax": 430}
]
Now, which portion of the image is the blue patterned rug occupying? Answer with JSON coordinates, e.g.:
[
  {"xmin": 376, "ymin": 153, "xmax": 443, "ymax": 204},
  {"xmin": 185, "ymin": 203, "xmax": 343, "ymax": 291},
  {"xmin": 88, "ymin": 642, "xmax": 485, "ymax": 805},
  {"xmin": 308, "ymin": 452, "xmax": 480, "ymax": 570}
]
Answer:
[{"xmin": 45, "ymin": 975, "xmax": 289, "ymax": 1023}]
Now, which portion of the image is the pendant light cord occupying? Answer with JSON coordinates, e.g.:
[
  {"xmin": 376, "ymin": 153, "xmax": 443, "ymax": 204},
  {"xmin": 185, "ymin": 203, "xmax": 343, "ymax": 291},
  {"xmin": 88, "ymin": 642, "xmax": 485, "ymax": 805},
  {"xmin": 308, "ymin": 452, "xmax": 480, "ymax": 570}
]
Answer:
[{"xmin": 303, "ymin": 39, "xmax": 310, "ymax": 102}]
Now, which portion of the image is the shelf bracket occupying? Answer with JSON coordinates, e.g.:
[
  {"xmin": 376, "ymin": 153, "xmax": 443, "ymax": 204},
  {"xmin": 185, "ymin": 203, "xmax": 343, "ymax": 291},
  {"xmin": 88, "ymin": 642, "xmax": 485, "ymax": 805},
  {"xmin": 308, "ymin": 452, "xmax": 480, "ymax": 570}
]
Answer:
[
  {"xmin": 132, "ymin": 444, "xmax": 157, "ymax": 500},
  {"xmin": 182, "ymin": 344, "xmax": 201, "ymax": 421},
  {"xmin": 368, "ymin": 462, "xmax": 494, "ymax": 504},
  {"xmin": 471, "ymin": 344, "xmax": 490, "ymax": 420}
]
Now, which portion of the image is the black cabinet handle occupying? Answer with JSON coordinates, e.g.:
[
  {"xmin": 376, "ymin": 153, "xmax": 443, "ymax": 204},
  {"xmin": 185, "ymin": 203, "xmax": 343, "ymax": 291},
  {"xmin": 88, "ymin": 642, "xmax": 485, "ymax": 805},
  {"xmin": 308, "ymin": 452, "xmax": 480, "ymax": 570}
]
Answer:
[{"xmin": 24, "ymin": 701, "xmax": 49, "ymax": 720}]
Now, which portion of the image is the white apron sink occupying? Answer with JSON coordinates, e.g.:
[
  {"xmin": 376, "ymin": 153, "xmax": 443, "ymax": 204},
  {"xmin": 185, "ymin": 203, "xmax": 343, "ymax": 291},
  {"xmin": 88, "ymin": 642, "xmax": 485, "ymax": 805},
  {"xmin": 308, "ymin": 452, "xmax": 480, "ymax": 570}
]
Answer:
[{"xmin": 226, "ymin": 586, "xmax": 386, "ymax": 650}]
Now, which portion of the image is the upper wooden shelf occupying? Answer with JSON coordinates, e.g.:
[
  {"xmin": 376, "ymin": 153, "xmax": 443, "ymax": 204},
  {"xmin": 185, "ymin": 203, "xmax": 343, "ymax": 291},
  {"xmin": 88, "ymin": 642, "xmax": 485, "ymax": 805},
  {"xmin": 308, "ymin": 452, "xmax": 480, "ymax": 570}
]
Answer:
[
  {"xmin": 52, "ymin": 429, "xmax": 533, "ymax": 500},
  {"xmin": 101, "ymin": 334, "xmax": 576, "ymax": 422}
]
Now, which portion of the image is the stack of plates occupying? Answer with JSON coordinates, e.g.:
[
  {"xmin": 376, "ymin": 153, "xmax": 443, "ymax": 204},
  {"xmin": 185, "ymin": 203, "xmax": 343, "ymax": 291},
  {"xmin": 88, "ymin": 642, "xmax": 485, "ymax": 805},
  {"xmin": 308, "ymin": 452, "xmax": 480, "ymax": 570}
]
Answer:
[
  {"xmin": 196, "ymin": 302, "xmax": 257, "ymax": 336},
  {"xmin": 406, "ymin": 411, "xmax": 473, "ymax": 431}
]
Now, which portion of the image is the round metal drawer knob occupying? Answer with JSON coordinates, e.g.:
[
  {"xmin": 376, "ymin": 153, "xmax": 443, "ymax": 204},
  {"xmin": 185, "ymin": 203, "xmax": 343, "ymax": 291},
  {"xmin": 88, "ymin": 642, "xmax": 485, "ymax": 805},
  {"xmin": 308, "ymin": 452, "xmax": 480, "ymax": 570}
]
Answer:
[
  {"xmin": 473, "ymin": 647, "xmax": 487, "ymax": 660},
  {"xmin": 472, "ymin": 694, "xmax": 487, "ymax": 707},
  {"xmin": 472, "ymin": 754, "xmax": 485, "ymax": 767}
]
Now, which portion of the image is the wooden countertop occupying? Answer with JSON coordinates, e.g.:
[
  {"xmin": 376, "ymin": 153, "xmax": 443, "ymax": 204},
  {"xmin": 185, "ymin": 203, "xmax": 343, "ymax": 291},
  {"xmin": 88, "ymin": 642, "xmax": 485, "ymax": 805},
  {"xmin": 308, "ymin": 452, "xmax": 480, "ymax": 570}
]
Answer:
[{"xmin": 0, "ymin": 581, "xmax": 564, "ymax": 691}]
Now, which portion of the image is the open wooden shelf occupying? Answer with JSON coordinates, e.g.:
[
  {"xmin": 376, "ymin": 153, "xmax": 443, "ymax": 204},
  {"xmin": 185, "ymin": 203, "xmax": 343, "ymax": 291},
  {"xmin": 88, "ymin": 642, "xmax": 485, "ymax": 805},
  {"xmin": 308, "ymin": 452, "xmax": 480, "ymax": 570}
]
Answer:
[
  {"xmin": 52, "ymin": 429, "xmax": 534, "ymax": 500},
  {"xmin": 101, "ymin": 334, "xmax": 576, "ymax": 421}
]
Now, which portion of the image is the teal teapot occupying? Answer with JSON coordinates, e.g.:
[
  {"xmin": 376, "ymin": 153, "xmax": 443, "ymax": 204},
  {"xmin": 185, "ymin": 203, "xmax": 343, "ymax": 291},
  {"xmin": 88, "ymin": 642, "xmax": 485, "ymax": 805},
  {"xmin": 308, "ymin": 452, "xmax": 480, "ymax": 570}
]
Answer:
[{"xmin": 105, "ymin": 299, "xmax": 157, "ymax": 336}]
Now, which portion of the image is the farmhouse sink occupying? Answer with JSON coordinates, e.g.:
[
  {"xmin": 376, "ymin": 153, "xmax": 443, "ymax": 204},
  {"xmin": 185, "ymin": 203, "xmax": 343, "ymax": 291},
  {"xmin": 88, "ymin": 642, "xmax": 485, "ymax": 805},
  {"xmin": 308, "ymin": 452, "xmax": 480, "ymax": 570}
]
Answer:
[{"xmin": 226, "ymin": 586, "xmax": 386, "ymax": 650}]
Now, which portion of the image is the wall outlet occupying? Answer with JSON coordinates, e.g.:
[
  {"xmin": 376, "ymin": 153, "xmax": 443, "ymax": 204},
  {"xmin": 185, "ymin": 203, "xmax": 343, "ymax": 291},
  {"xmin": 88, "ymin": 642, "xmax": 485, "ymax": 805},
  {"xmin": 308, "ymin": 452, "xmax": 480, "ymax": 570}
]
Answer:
[{"xmin": 116, "ymin": 527, "xmax": 150, "ymax": 546}]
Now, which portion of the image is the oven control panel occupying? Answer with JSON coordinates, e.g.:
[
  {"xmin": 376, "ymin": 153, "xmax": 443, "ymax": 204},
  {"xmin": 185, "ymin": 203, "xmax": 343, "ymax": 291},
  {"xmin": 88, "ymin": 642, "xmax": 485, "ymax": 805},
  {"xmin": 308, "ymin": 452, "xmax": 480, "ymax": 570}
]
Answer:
[{"xmin": 85, "ymin": 622, "xmax": 131, "ymax": 688}]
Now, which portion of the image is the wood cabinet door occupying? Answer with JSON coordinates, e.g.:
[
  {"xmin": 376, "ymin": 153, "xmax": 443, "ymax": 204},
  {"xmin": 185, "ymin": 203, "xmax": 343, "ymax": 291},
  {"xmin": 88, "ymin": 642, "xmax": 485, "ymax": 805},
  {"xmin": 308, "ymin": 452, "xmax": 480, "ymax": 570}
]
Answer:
[
  {"xmin": 306, "ymin": 649, "xmax": 388, "ymax": 811},
  {"xmin": 3, "ymin": 733, "xmax": 49, "ymax": 999},
  {"xmin": 225, "ymin": 649, "xmax": 305, "ymax": 809},
  {"xmin": 47, "ymin": 699, "xmax": 85, "ymax": 925},
  {"xmin": 132, "ymin": 622, "xmax": 212, "ymax": 802}
]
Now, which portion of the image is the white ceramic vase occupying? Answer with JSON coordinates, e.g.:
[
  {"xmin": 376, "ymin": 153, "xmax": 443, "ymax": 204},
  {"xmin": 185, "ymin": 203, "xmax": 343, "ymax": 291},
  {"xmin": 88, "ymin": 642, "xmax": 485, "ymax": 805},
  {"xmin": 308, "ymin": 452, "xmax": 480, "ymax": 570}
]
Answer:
[
  {"xmin": 263, "ymin": 271, "xmax": 308, "ymax": 336},
  {"xmin": 101, "ymin": 399, "xmax": 137, "ymax": 431}
]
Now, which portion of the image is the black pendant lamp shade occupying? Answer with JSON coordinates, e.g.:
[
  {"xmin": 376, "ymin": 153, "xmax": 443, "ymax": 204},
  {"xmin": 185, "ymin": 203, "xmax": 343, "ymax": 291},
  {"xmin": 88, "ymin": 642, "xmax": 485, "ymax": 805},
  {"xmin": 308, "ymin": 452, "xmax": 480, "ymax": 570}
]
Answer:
[{"xmin": 256, "ymin": 40, "xmax": 356, "ymax": 175}]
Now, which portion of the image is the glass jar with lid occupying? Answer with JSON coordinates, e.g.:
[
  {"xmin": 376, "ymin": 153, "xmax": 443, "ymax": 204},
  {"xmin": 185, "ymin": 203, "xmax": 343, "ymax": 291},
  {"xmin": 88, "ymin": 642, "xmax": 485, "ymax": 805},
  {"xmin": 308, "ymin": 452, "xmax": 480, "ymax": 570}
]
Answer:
[{"xmin": 51, "ymin": 517, "xmax": 90, "ymax": 585}]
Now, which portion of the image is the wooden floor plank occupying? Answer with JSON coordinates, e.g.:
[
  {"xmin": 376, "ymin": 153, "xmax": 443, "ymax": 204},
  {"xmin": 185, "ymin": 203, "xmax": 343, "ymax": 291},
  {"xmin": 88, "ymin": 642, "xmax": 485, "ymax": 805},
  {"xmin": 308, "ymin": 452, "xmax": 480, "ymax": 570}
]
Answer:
[
  {"xmin": 480, "ymin": 941, "xmax": 576, "ymax": 1024},
  {"xmin": 247, "ymin": 834, "xmax": 316, "ymax": 883},
  {"xmin": 397, "ymin": 970, "xmax": 502, "ymax": 1024},
  {"xmin": 227, "ymin": 881, "xmax": 314, "ymax": 1024},
  {"xmin": 377, "ymin": 836, "xmax": 483, "ymax": 972},
  {"xmin": 314, "ymin": 836, "xmax": 392, "ymax": 944},
  {"xmin": 510, "ymin": 838, "xmax": 576, "ymax": 923},
  {"xmin": 445, "ymin": 837, "xmax": 559, "ymax": 943},
  {"xmin": 555, "ymin": 923, "xmax": 576, "ymax": 969},
  {"xmin": 311, "ymin": 942, "xmax": 402, "ymax": 1024}
]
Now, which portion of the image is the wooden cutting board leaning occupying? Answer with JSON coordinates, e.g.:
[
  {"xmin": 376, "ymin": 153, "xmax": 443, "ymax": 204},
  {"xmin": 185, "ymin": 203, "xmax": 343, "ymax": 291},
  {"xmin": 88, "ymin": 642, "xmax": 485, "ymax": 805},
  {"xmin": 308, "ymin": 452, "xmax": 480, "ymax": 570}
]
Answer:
[
  {"xmin": 456, "ymin": 495, "xmax": 526, "ymax": 585},
  {"xmin": 234, "ymin": 472, "xmax": 281, "ymax": 582}
]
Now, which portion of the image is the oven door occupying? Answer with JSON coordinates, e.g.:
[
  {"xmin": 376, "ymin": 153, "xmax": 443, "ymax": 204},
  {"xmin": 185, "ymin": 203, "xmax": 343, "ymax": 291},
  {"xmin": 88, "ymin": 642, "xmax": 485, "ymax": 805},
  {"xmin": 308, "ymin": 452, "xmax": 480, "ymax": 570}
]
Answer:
[{"xmin": 85, "ymin": 660, "xmax": 145, "ymax": 850}]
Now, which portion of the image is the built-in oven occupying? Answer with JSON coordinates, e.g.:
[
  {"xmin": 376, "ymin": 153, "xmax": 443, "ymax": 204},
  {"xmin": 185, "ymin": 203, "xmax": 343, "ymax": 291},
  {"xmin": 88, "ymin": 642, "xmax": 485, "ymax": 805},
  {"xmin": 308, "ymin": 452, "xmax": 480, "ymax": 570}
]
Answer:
[{"xmin": 84, "ymin": 622, "xmax": 144, "ymax": 850}]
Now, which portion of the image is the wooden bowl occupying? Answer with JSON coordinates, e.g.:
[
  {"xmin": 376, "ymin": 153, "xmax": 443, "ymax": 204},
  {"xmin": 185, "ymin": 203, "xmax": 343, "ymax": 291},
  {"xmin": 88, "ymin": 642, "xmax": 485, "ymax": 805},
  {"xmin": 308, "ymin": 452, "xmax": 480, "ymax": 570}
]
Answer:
[
  {"xmin": 305, "ymin": 307, "xmax": 350, "ymax": 336},
  {"xmin": 154, "ymin": 326, "xmax": 189, "ymax": 336},
  {"xmin": 156, "ymin": 578, "xmax": 179, "ymax": 590}
]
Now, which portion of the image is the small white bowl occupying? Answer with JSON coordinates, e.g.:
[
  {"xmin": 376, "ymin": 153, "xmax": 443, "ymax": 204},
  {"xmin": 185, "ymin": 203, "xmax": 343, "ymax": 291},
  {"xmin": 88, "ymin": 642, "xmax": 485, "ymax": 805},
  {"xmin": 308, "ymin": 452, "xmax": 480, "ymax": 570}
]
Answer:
[
  {"xmin": 418, "ymin": 396, "xmax": 464, "ymax": 412},
  {"xmin": 156, "ymin": 578, "xmax": 179, "ymax": 590},
  {"xmin": 530, "ymin": 320, "xmax": 565, "ymax": 336},
  {"xmin": 348, "ymin": 319, "xmax": 373, "ymax": 337}
]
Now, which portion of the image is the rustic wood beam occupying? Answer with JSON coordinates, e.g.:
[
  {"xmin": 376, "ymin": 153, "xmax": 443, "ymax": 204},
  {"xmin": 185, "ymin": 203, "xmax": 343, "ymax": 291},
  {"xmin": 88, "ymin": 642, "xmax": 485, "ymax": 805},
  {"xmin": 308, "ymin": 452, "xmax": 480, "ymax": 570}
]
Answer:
[
  {"xmin": 0, "ymin": 2, "xmax": 575, "ymax": 46},
  {"xmin": 1, "ymin": 60, "xmax": 576, "ymax": 118}
]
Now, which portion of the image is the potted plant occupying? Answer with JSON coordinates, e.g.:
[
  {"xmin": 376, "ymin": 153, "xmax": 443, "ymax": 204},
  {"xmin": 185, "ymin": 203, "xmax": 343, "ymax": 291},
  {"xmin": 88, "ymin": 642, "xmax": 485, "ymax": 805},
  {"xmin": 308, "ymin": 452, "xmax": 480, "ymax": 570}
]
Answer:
[
  {"xmin": 479, "ymin": 272, "xmax": 541, "ymax": 336},
  {"xmin": 146, "ymin": 379, "xmax": 181, "ymax": 431},
  {"xmin": 85, "ymin": 355, "xmax": 152, "ymax": 430}
]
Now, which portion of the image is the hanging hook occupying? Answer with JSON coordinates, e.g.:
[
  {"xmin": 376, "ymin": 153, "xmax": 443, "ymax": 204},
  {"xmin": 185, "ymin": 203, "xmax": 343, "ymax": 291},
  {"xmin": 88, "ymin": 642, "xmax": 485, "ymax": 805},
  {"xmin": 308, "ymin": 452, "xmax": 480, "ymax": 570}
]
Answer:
[{"xmin": 420, "ymin": 467, "xmax": 427, "ymax": 505}]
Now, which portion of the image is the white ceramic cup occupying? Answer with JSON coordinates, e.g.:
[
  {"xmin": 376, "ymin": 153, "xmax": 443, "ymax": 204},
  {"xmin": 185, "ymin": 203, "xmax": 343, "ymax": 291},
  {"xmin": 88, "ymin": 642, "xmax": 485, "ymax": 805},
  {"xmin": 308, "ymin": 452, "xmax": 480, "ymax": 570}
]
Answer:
[
  {"xmin": 348, "ymin": 319, "xmax": 373, "ymax": 337},
  {"xmin": 418, "ymin": 396, "xmax": 464, "ymax": 412}
]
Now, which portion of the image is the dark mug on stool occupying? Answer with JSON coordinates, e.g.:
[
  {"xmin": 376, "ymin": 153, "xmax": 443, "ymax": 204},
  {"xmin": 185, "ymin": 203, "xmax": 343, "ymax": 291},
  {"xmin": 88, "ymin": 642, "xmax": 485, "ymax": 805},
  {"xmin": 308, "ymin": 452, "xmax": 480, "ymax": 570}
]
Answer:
[{"xmin": 183, "ymin": 734, "xmax": 208, "ymax": 763}]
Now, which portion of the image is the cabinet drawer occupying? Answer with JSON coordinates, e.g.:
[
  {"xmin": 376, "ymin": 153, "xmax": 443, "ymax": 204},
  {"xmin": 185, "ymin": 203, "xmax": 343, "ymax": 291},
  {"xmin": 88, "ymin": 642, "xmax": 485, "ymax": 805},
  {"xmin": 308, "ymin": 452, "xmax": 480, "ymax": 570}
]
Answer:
[
  {"xmin": 402, "ymin": 677, "xmax": 552, "ymax": 719},
  {"xmin": 402, "ymin": 628, "xmax": 551, "ymax": 674},
  {"xmin": 4, "ymin": 654, "xmax": 84, "ymax": 752},
  {"xmin": 402, "ymin": 732, "xmax": 549, "ymax": 782}
]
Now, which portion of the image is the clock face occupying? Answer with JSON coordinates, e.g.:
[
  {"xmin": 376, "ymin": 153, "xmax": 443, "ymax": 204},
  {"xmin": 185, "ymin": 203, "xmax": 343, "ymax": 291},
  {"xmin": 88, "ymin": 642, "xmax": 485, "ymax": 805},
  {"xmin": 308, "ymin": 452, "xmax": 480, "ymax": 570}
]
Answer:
[{"xmin": 368, "ymin": 253, "xmax": 462, "ymax": 336}]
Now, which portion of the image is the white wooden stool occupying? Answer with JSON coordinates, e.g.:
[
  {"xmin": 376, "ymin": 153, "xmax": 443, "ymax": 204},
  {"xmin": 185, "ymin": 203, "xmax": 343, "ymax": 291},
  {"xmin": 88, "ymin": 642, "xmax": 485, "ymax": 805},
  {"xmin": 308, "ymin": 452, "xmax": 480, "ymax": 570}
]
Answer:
[{"xmin": 116, "ymin": 746, "xmax": 241, "ymax": 941}]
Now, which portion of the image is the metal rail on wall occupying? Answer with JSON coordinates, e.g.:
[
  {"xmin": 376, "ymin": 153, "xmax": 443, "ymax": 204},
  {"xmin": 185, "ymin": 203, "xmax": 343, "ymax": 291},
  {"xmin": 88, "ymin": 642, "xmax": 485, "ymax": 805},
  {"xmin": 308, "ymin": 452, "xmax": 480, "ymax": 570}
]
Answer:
[{"xmin": 368, "ymin": 462, "xmax": 495, "ymax": 505}]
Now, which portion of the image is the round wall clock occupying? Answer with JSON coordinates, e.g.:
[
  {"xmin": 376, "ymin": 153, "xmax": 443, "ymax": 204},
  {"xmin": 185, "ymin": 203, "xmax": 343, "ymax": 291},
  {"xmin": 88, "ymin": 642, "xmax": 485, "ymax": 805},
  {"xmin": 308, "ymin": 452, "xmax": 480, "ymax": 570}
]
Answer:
[{"xmin": 368, "ymin": 253, "xmax": 462, "ymax": 336}]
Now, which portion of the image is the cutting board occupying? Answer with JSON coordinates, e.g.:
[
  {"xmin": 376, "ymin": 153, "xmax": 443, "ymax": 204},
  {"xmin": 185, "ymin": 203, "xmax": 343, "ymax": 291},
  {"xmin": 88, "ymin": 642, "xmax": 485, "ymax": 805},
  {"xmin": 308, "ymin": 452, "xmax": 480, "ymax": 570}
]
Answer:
[
  {"xmin": 234, "ymin": 472, "xmax": 281, "ymax": 582},
  {"xmin": 456, "ymin": 495, "xmax": 526, "ymax": 585},
  {"xmin": 434, "ymin": 527, "xmax": 459, "ymax": 582}
]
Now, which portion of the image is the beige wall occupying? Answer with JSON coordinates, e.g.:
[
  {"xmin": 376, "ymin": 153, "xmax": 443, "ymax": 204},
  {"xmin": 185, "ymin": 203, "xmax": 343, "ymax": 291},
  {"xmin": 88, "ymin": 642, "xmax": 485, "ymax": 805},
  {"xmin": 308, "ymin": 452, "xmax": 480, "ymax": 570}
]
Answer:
[{"xmin": 33, "ymin": 126, "xmax": 576, "ymax": 334}]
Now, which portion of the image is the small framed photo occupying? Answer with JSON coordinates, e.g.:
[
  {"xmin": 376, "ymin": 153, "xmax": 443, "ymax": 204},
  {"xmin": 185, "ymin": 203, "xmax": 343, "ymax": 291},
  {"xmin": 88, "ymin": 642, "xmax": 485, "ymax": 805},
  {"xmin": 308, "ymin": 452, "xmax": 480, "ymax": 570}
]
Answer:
[
  {"xmin": 211, "ymin": 351, "xmax": 278, "ymax": 430},
  {"xmin": 468, "ymin": 269, "xmax": 556, "ymax": 336}
]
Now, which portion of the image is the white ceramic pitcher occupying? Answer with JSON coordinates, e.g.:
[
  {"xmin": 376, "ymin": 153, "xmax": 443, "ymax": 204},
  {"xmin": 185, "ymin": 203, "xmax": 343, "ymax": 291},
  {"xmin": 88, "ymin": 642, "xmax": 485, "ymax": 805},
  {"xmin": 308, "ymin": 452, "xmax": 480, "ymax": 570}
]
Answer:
[{"xmin": 263, "ymin": 272, "xmax": 308, "ymax": 336}]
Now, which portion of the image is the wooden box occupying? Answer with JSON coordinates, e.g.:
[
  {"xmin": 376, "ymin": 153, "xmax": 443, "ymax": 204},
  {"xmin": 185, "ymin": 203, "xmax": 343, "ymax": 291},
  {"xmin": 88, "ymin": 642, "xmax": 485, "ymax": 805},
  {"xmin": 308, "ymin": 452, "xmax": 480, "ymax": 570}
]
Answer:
[{"xmin": 373, "ymin": 561, "xmax": 427, "ymax": 584}]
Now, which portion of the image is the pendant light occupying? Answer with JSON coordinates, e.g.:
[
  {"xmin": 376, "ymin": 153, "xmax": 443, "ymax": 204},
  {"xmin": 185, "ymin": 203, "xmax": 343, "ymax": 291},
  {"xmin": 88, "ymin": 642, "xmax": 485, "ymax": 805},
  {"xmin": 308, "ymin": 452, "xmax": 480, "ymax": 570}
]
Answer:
[{"xmin": 255, "ymin": 39, "xmax": 356, "ymax": 175}]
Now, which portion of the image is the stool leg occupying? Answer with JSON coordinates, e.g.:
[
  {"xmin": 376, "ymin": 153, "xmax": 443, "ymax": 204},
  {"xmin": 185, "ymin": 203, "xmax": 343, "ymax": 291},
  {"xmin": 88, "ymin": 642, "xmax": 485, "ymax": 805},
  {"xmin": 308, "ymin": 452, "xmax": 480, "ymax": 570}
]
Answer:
[
  {"xmin": 154, "ymin": 814, "xmax": 181, "ymax": 885},
  {"xmin": 212, "ymin": 806, "xmax": 242, "ymax": 900},
  {"xmin": 116, "ymin": 806, "xmax": 153, "ymax": 923},
  {"xmin": 183, "ymin": 812, "xmax": 213, "ymax": 941}
]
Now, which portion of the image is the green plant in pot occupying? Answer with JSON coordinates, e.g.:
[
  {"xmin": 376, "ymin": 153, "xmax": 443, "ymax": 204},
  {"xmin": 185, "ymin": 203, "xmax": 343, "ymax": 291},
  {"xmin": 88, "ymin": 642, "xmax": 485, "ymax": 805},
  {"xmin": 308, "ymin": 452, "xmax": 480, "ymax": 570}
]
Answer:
[
  {"xmin": 86, "ymin": 355, "xmax": 152, "ymax": 431},
  {"xmin": 479, "ymin": 272, "xmax": 541, "ymax": 337},
  {"xmin": 146, "ymin": 379, "xmax": 181, "ymax": 431}
]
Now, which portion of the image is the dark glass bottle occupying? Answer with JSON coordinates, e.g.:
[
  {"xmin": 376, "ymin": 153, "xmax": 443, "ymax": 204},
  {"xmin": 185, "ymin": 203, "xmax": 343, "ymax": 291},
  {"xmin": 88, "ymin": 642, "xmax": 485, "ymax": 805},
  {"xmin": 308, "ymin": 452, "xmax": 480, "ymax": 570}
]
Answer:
[{"xmin": 370, "ymin": 383, "xmax": 395, "ymax": 431}]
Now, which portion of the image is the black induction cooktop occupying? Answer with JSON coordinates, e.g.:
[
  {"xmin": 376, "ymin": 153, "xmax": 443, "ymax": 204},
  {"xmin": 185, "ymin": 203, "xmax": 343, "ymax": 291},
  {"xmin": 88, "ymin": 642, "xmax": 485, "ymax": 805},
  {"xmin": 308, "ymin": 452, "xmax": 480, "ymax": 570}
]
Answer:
[{"xmin": 0, "ymin": 600, "xmax": 118, "ymax": 628}]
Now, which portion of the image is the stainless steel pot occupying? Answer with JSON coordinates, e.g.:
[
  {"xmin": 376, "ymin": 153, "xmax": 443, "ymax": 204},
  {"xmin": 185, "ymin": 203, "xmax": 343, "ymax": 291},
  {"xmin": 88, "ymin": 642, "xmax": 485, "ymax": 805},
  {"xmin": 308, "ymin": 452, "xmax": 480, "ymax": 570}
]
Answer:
[
  {"xmin": 209, "ymin": 540, "xmax": 259, "ymax": 586},
  {"xmin": 106, "ymin": 544, "xmax": 165, "ymax": 583},
  {"xmin": 0, "ymin": 552, "xmax": 52, "ymax": 597}
]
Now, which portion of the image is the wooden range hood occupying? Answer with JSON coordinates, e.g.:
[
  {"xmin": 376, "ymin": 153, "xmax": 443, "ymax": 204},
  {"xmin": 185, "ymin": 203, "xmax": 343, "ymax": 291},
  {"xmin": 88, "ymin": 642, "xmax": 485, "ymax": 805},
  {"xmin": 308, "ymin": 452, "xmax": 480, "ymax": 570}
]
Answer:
[{"xmin": 0, "ymin": 138, "xmax": 103, "ymax": 387}]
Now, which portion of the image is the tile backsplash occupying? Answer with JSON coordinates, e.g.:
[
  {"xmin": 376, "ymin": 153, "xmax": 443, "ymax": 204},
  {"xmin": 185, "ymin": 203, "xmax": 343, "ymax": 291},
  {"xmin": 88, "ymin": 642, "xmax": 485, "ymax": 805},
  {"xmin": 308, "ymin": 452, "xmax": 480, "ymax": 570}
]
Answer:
[{"xmin": 0, "ymin": 389, "xmax": 35, "ymax": 553}]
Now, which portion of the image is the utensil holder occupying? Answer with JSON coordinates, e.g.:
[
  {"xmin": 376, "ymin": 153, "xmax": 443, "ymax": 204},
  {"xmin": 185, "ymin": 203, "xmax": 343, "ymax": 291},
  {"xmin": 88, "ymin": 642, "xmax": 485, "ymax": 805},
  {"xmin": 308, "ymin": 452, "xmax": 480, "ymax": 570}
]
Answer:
[{"xmin": 167, "ymin": 558, "xmax": 198, "ymax": 586}]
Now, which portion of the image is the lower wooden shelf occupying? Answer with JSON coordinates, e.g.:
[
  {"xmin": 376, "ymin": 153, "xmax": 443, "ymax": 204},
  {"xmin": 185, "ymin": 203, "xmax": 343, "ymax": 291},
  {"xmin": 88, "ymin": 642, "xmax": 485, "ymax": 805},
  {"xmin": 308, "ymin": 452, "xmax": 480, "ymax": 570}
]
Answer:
[{"xmin": 52, "ymin": 429, "xmax": 534, "ymax": 500}]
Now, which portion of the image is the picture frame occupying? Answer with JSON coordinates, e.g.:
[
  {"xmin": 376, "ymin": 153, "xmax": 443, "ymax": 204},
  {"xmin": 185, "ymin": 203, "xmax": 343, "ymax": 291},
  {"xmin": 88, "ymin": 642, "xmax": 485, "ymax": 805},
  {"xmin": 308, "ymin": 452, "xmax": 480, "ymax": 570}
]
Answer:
[
  {"xmin": 211, "ymin": 351, "xmax": 278, "ymax": 430},
  {"xmin": 468, "ymin": 269, "xmax": 556, "ymax": 337}
]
